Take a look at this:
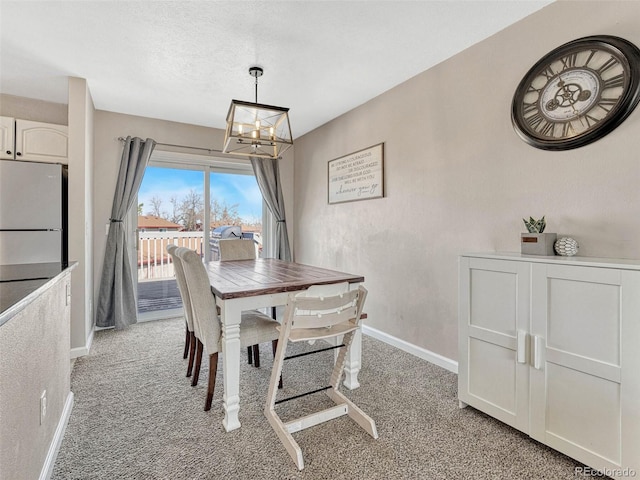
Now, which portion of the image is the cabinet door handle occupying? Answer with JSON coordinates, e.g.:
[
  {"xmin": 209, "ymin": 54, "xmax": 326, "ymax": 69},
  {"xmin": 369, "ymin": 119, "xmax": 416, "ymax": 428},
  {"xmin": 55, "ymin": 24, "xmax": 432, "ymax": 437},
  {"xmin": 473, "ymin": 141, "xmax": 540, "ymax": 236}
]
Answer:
[
  {"xmin": 517, "ymin": 330, "xmax": 527, "ymax": 364},
  {"xmin": 532, "ymin": 335, "xmax": 543, "ymax": 370},
  {"xmin": 16, "ymin": 151, "xmax": 22, "ymax": 156},
  {"xmin": 5, "ymin": 150, "xmax": 11, "ymax": 155}
]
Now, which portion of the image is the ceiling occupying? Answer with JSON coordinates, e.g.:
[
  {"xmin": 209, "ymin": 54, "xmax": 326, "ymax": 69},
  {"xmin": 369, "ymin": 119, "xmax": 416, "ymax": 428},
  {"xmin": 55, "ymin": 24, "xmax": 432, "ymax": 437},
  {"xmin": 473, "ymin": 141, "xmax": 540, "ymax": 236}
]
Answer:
[{"xmin": 0, "ymin": 1, "xmax": 553, "ymax": 138}]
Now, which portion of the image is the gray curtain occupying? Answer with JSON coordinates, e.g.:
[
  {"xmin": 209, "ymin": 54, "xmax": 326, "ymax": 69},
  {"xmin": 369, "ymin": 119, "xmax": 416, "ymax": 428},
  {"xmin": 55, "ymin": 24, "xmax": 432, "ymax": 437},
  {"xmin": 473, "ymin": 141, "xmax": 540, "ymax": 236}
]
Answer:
[
  {"xmin": 249, "ymin": 157, "xmax": 292, "ymax": 261},
  {"xmin": 96, "ymin": 137, "xmax": 156, "ymax": 328}
]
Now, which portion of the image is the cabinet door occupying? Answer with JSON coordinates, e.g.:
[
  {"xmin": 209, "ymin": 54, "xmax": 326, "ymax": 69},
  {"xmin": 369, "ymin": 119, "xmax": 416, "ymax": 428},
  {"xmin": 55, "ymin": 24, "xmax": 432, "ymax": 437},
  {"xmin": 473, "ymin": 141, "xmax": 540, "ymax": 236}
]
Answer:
[
  {"xmin": 0, "ymin": 116, "xmax": 15, "ymax": 160},
  {"xmin": 458, "ymin": 257, "xmax": 530, "ymax": 433},
  {"xmin": 15, "ymin": 119, "xmax": 68, "ymax": 164},
  {"xmin": 530, "ymin": 264, "xmax": 640, "ymax": 475}
]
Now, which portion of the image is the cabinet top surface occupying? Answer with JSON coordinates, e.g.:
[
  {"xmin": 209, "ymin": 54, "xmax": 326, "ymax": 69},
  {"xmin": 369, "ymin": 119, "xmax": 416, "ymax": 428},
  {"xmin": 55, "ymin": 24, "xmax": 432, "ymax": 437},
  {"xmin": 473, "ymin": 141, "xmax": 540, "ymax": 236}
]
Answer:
[{"xmin": 461, "ymin": 252, "xmax": 640, "ymax": 270}]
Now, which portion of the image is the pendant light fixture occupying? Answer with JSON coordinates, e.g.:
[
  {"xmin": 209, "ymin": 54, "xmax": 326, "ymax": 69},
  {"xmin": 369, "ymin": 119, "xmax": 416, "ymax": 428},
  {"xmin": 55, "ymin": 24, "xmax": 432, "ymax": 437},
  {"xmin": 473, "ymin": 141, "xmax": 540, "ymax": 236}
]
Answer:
[{"xmin": 222, "ymin": 66, "xmax": 293, "ymax": 159}]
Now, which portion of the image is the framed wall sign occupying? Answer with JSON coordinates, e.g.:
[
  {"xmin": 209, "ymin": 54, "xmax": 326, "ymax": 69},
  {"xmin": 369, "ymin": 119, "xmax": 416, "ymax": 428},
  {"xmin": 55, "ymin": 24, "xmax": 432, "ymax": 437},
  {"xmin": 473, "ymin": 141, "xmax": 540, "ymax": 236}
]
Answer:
[{"xmin": 328, "ymin": 143, "xmax": 384, "ymax": 204}]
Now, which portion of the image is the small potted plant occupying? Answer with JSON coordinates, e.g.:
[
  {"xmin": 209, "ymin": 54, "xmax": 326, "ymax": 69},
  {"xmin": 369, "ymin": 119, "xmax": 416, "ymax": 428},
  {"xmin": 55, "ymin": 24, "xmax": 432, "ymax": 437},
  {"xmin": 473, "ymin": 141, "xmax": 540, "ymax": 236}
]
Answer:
[{"xmin": 521, "ymin": 216, "xmax": 557, "ymax": 256}]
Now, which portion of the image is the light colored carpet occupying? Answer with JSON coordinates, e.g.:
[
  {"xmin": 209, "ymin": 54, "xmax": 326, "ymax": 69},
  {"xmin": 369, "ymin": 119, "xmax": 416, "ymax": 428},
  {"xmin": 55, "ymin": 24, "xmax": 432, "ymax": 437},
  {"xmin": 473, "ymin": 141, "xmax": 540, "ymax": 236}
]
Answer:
[{"xmin": 52, "ymin": 316, "xmax": 586, "ymax": 479}]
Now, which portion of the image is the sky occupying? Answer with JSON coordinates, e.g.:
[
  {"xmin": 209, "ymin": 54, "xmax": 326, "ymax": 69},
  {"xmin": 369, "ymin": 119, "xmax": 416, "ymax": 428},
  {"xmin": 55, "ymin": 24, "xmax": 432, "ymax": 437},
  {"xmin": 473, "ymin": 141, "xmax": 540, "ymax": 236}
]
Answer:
[{"xmin": 137, "ymin": 166, "xmax": 263, "ymax": 224}]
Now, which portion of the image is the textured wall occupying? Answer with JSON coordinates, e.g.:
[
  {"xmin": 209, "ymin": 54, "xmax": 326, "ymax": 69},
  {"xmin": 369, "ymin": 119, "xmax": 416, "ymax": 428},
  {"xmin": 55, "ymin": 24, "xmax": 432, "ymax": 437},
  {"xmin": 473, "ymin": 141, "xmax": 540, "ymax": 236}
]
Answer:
[
  {"xmin": 0, "ymin": 93, "xmax": 68, "ymax": 125},
  {"xmin": 0, "ymin": 270, "xmax": 72, "ymax": 480},
  {"xmin": 292, "ymin": 1, "xmax": 640, "ymax": 361},
  {"xmin": 68, "ymin": 77, "xmax": 95, "ymax": 354}
]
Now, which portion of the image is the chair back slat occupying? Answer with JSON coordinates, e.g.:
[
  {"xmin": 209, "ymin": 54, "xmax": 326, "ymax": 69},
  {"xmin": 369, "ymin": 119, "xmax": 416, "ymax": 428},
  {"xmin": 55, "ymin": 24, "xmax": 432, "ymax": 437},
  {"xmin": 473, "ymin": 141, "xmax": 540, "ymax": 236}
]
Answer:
[
  {"xmin": 289, "ymin": 287, "xmax": 364, "ymax": 331},
  {"xmin": 292, "ymin": 305, "xmax": 358, "ymax": 330},
  {"xmin": 294, "ymin": 288, "xmax": 359, "ymax": 311}
]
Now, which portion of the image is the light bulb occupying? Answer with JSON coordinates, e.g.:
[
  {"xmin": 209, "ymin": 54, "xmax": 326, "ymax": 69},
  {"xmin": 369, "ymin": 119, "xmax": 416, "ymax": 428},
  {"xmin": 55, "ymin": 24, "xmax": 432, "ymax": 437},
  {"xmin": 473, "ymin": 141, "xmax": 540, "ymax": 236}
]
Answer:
[{"xmin": 238, "ymin": 124, "xmax": 243, "ymax": 136}]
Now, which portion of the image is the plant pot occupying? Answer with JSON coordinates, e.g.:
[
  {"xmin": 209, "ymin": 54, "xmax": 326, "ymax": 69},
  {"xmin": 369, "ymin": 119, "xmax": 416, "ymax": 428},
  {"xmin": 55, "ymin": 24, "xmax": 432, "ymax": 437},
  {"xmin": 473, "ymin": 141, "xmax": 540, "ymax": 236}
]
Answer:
[{"xmin": 521, "ymin": 232, "xmax": 557, "ymax": 256}]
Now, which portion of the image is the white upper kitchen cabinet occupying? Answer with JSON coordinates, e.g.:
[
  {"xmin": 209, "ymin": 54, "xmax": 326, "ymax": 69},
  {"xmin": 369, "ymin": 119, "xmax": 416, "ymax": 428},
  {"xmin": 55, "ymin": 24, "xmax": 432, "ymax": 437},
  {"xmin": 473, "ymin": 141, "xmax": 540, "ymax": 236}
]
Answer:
[
  {"xmin": 14, "ymin": 119, "xmax": 68, "ymax": 164},
  {"xmin": 0, "ymin": 117, "xmax": 69, "ymax": 164},
  {"xmin": 0, "ymin": 117, "xmax": 15, "ymax": 160}
]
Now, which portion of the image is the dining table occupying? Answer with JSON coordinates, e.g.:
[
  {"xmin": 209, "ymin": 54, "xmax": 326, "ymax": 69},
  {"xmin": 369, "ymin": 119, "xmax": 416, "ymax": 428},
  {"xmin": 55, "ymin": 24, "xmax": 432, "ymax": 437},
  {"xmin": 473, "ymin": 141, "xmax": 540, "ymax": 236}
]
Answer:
[{"xmin": 204, "ymin": 258, "xmax": 365, "ymax": 432}]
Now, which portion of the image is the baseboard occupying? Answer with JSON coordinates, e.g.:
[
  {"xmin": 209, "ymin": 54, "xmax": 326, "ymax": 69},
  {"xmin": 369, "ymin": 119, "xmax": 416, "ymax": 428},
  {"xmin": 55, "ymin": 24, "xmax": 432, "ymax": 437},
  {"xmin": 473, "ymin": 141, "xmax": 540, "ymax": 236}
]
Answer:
[
  {"xmin": 362, "ymin": 325, "xmax": 458, "ymax": 374},
  {"xmin": 39, "ymin": 391, "xmax": 74, "ymax": 480},
  {"xmin": 70, "ymin": 327, "xmax": 94, "ymax": 359}
]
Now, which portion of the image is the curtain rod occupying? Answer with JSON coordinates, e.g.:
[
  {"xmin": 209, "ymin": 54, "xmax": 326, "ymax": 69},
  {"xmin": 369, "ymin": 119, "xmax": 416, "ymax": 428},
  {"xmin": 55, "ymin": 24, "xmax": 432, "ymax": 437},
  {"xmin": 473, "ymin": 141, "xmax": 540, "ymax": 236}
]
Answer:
[
  {"xmin": 117, "ymin": 137, "xmax": 224, "ymax": 154},
  {"xmin": 117, "ymin": 136, "xmax": 282, "ymax": 160}
]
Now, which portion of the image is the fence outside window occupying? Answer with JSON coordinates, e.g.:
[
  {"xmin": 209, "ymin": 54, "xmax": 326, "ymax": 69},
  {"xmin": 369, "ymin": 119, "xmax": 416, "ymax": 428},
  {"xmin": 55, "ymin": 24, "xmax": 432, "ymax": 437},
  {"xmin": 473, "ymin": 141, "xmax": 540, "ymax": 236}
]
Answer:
[{"xmin": 138, "ymin": 231, "xmax": 204, "ymax": 280}]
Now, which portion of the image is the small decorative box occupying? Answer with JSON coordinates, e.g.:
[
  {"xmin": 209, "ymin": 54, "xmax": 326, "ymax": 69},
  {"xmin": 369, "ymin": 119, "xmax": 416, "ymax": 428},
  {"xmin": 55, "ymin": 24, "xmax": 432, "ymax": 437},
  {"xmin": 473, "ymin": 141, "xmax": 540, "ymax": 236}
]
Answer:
[{"xmin": 521, "ymin": 232, "xmax": 557, "ymax": 256}]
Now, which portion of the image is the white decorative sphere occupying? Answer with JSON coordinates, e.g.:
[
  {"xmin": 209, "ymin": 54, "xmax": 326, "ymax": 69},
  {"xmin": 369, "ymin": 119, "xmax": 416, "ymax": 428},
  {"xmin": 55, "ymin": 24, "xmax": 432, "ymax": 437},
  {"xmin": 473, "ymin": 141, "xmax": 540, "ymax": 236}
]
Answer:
[{"xmin": 554, "ymin": 237, "xmax": 579, "ymax": 256}]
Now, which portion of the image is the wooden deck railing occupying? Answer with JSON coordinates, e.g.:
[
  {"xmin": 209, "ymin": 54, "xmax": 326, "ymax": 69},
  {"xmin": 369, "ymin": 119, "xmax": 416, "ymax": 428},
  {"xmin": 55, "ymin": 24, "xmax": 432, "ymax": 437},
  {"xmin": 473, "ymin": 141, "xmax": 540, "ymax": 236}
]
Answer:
[{"xmin": 138, "ymin": 231, "xmax": 204, "ymax": 280}]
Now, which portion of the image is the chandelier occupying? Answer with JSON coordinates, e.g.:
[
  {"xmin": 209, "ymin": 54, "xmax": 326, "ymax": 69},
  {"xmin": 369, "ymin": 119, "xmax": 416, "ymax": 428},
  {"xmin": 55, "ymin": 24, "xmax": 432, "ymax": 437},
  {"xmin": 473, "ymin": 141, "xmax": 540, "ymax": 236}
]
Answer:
[{"xmin": 222, "ymin": 66, "xmax": 293, "ymax": 159}]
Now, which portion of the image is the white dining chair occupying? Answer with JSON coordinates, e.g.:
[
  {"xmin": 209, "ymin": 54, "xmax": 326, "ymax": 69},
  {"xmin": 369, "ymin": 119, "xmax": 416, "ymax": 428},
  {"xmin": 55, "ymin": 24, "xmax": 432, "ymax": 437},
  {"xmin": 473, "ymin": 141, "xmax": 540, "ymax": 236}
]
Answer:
[
  {"xmin": 264, "ymin": 284, "xmax": 377, "ymax": 470},
  {"xmin": 176, "ymin": 247, "xmax": 280, "ymax": 411},
  {"xmin": 167, "ymin": 244, "xmax": 196, "ymax": 378}
]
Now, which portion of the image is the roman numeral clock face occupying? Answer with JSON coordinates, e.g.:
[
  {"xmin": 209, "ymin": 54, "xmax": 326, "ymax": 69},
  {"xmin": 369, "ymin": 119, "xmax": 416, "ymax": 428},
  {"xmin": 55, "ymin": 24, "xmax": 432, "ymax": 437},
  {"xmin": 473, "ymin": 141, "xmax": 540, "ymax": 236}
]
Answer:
[{"xmin": 512, "ymin": 35, "xmax": 640, "ymax": 150}]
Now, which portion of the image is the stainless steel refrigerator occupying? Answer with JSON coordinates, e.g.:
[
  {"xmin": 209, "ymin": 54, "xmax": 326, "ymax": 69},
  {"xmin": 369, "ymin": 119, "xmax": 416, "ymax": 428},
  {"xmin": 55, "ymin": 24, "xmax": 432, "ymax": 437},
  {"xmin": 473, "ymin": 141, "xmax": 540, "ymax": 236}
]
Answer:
[{"xmin": 0, "ymin": 160, "xmax": 68, "ymax": 265}]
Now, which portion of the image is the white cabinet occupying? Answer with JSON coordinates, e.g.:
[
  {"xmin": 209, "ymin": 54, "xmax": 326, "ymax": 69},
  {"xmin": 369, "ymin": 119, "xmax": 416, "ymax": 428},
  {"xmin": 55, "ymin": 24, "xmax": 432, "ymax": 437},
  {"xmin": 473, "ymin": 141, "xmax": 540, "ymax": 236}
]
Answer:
[
  {"xmin": 458, "ymin": 257, "xmax": 531, "ymax": 432},
  {"xmin": 0, "ymin": 117, "xmax": 15, "ymax": 160},
  {"xmin": 0, "ymin": 116, "xmax": 68, "ymax": 164},
  {"xmin": 459, "ymin": 253, "xmax": 640, "ymax": 479}
]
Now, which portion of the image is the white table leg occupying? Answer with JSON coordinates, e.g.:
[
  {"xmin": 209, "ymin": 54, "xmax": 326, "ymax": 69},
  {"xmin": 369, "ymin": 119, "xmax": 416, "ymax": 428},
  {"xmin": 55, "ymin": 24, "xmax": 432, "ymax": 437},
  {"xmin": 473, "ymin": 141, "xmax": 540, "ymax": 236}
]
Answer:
[
  {"xmin": 342, "ymin": 282, "xmax": 363, "ymax": 390},
  {"xmin": 343, "ymin": 328, "xmax": 361, "ymax": 390},
  {"xmin": 220, "ymin": 301, "xmax": 242, "ymax": 431}
]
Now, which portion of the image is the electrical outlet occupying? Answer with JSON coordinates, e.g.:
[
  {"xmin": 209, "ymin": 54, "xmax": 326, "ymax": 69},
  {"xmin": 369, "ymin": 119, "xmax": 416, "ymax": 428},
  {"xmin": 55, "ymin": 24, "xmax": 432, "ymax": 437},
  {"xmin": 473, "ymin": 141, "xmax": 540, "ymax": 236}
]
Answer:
[{"xmin": 40, "ymin": 390, "xmax": 47, "ymax": 425}]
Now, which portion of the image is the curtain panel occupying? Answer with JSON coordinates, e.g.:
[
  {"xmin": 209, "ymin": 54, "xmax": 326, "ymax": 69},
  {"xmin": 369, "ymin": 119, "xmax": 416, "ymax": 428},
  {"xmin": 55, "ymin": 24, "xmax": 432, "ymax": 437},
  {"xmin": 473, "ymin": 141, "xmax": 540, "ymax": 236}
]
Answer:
[
  {"xmin": 249, "ymin": 157, "xmax": 292, "ymax": 261},
  {"xmin": 96, "ymin": 136, "xmax": 156, "ymax": 328}
]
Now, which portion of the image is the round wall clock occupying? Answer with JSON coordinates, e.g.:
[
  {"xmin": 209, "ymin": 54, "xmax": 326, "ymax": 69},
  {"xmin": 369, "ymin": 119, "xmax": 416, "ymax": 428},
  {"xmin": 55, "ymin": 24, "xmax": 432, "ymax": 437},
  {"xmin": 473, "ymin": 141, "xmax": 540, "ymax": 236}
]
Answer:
[{"xmin": 511, "ymin": 35, "xmax": 640, "ymax": 150}]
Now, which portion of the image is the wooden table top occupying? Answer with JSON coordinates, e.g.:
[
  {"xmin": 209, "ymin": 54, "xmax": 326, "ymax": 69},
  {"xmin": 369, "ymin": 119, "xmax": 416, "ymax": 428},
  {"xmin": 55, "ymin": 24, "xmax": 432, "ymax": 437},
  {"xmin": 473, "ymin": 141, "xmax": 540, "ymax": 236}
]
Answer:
[{"xmin": 204, "ymin": 258, "xmax": 365, "ymax": 300}]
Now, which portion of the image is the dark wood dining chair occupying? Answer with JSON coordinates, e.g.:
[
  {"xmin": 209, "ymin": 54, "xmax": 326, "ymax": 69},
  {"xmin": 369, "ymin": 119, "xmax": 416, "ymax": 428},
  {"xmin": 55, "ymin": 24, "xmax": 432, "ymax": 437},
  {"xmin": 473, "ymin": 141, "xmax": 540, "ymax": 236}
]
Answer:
[
  {"xmin": 167, "ymin": 244, "xmax": 196, "ymax": 377},
  {"xmin": 177, "ymin": 247, "xmax": 281, "ymax": 411}
]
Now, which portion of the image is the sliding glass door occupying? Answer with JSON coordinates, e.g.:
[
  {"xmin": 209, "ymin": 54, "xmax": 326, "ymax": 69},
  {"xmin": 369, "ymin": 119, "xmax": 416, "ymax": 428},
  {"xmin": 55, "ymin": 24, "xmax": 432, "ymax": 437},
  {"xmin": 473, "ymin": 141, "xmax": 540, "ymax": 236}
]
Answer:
[
  {"xmin": 209, "ymin": 171, "xmax": 263, "ymax": 260},
  {"xmin": 135, "ymin": 153, "xmax": 263, "ymax": 320}
]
